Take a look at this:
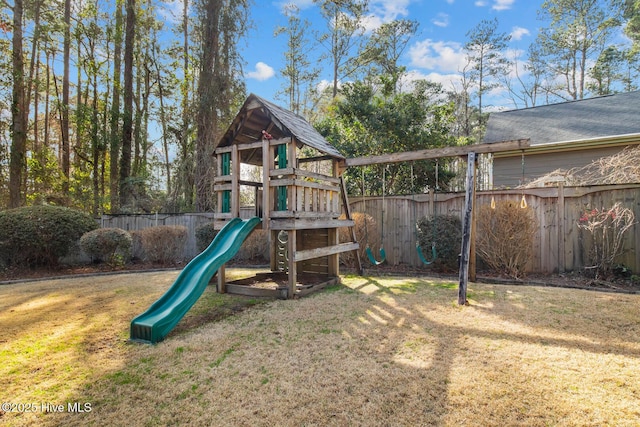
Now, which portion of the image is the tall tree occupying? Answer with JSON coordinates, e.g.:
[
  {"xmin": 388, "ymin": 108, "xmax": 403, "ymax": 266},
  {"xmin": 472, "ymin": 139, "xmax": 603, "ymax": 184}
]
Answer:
[
  {"xmin": 536, "ymin": 0, "xmax": 619, "ymax": 100},
  {"xmin": 194, "ymin": 0, "xmax": 248, "ymax": 212},
  {"xmin": 503, "ymin": 44, "xmax": 546, "ymax": 108},
  {"xmin": 109, "ymin": 0, "xmax": 124, "ymax": 212},
  {"xmin": 317, "ymin": 80, "xmax": 457, "ymax": 196},
  {"xmin": 61, "ymin": 0, "xmax": 71, "ymax": 197},
  {"xmin": 315, "ymin": 0, "xmax": 368, "ymax": 98},
  {"xmin": 9, "ymin": 0, "xmax": 27, "ymax": 207},
  {"xmin": 360, "ymin": 19, "xmax": 418, "ymax": 95},
  {"xmin": 463, "ymin": 18, "xmax": 511, "ymax": 132},
  {"xmin": 195, "ymin": 0, "xmax": 221, "ymax": 213},
  {"xmin": 588, "ymin": 45, "xmax": 626, "ymax": 94},
  {"xmin": 274, "ymin": 4, "xmax": 319, "ymax": 115},
  {"xmin": 119, "ymin": 0, "xmax": 136, "ymax": 209}
]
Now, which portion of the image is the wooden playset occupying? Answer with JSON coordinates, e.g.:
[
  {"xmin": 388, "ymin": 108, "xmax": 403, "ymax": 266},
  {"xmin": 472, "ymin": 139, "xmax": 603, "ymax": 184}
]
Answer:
[{"xmin": 212, "ymin": 94, "xmax": 361, "ymax": 299}]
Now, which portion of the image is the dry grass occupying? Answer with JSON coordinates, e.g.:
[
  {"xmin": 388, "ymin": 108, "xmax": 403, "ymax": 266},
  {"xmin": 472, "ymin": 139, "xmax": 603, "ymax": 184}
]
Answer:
[{"xmin": 2, "ymin": 271, "xmax": 640, "ymax": 426}]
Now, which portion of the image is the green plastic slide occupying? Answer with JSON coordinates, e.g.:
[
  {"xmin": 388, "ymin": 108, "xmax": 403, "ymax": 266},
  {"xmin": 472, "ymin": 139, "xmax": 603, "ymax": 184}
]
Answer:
[{"xmin": 130, "ymin": 217, "xmax": 261, "ymax": 344}]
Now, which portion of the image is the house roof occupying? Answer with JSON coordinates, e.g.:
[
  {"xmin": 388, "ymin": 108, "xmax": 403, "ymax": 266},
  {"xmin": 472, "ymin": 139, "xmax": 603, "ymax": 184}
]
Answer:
[
  {"xmin": 217, "ymin": 94, "xmax": 345, "ymax": 163},
  {"xmin": 483, "ymin": 90, "xmax": 640, "ymax": 146}
]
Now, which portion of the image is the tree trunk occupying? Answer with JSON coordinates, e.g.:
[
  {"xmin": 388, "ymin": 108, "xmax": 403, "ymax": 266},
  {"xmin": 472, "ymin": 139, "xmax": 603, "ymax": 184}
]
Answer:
[
  {"xmin": 61, "ymin": 0, "xmax": 71, "ymax": 197},
  {"xmin": 119, "ymin": 0, "xmax": 136, "ymax": 210},
  {"xmin": 9, "ymin": 0, "xmax": 28, "ymax": 208},
  {"xmin": 110, "ymin": 0, "xmax": 124, "ymax": 212},
  {"xmin": 195, "ymin": 0, "xmax": 222, "ymax": 212}
]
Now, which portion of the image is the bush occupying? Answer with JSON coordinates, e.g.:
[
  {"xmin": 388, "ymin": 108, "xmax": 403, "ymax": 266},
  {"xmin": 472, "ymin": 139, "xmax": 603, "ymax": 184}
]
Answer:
[
  {"xmin": 130, "ymin": 230, "xmax": 145, "ymax": 261},
  {"xmin": 339, "ymin": 212, "xmax": 381, "ymax": 267},
  {"xmin": 137, "ymin": 225, "xmax": 188, "ymax": 263},
  {"xmin": 195, "ymin": 222, "xmax": 218, "ymax": 253},
  {"xmin": 417, "ymin": 214, "xmax": 462, "ymax": 271},
  {"xmin": 80, "ymin": 228, "xmax": 132, "ymax": 266},
  {"xmin": 577, "ymin": 203, "xmax": 635, "ymax": 278},
  {"xmin": 476, "ymin": 200, "xmax": 536, "ymax": 279},
  {"xmin": 235, "ymin": 229, "xmax": 269, "ymax": 261},
  {"xmin": 196, "ymin": 222, "xmax": 268, "ymax": 262},
  {"xmin": 0, "ymin": 205, "xmax": 98, "ymax": 268}
]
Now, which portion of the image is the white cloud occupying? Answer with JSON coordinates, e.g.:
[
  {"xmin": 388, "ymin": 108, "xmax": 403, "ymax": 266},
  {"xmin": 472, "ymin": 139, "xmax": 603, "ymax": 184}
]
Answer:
[
  {"xmin": 403, "ymin": 69, "xmax": 464, "ymax": 93},
  {"xmin": 475, "ymin": 1, "xmax": 487, "ymax": 6},
  {"xmin": 510, "ymin": 26, "xmax": 530, "ymax": 41},
  {"xmin": 362, "ymin": 14, "xmax": 385, "ymax": 32},
  {"xmin": 361, "ymin": 0, "xmax": 412, "ymax": 31},
  {"xmin": 492, "ymin": 0, "xmax": 515, "ymax": 10},
  {"xmin": 247, "ymin": 62, "xmax": 275, "ymax": 81},
  {"xmin": 446, "ymin": 0, "xmax": 455, "ymax": 4},
  {"xmin": 275, "ymin": 0, "xmax": 315, "ymax": 13},
  {"xmin": 370, "ymin": 0, "xmax": 411, "ymax": 21},
  {"xmin": 432, "ymin": 13, "xmax": 449, "ymax": 28},
  {"xmin": 409, "ymin": 39, "xmax": 467, "ymax": 73},
  {"xmin": 157, "ymin": 0, "xmax": 184, "ymax": 25}
]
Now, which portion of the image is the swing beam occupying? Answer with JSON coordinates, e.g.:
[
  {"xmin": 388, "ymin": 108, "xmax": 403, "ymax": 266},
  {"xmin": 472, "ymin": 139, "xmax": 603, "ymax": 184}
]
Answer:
[{"xmin": 343, "ymin": 139, "xmax": 531, "ymax": 305}]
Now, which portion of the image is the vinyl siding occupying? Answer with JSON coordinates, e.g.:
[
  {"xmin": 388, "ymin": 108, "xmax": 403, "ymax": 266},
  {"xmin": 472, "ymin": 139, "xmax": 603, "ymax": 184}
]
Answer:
[{"xmin": 493, "ymin": 145, "xmax": 636, "ymax": 188}]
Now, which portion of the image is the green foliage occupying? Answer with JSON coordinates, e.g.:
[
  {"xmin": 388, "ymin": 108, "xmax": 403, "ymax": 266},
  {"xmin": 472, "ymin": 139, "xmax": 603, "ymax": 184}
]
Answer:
[
  {"xmin": 137, "ymin": 225, "xmax": 188, "ymax": 263},
  {"xmin": 416, "ymin": 215, "xmax": 462, "ymax": 271},
  {"xmin": 315, "ymin": 80, "xmax": 458, "ymax": 197},
  {"xmin": 80, "ymin": 228, "xmax": 132, "ymax": 266},
  {"xmin": 0, "ymin": 205, "xmax": 98, "ymax": 268},
  {"xmin": 195, "ymin": 222, "xmax": 218, "ymax": 253}
]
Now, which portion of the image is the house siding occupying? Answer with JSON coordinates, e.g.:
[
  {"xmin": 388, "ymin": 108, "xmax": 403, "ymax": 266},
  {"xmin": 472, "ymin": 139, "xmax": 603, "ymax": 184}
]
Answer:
[{"xmin": 493, "ymin": 145, "xmax": 638, "ymax": 188}]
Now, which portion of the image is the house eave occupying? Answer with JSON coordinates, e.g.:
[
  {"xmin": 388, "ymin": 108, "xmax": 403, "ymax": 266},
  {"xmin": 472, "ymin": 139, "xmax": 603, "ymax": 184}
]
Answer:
[{"xmin": 493, "ymin": 132, "xmax": 640, "ymax": 158}]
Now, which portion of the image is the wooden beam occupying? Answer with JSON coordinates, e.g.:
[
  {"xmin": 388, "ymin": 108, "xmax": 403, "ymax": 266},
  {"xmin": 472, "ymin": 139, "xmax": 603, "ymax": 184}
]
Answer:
[
  {"xmin": 458, "ymin": 152, "xmax": 476, "ymax": 306},
  {"xmin": 294, "ymin": 242, "xmax": 360, "ymax": 262},
  {"xmin": 287, "ymin": 230, "xmax": 297, "ymax": 299},
  {"xmin": 340, "ymin": 176, "xmax": 363, "ymax": 275},
  {"xmin": 343, "ymin": 139, "xmax": 530, "ymax": 168},
  {"xmin": 558, "ymin": 182, "xmax": 565, "ymax": 273},
  {"xmin": 270, "ymin": 218, "xmax": 354, "ymax": 230}
]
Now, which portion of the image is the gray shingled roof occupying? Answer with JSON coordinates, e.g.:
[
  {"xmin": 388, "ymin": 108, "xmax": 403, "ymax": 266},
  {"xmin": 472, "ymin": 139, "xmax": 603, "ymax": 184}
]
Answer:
[
  {"xmin": 254, "ymin": 95, "xmax": 345, "ymax": 159},
  {"xmin": 218, "ymin": 94, "xmax": 345, "ymax": 160},
  {"xmin": 483, "ymin": 90, "xmax": 640, "ymax": 145}
]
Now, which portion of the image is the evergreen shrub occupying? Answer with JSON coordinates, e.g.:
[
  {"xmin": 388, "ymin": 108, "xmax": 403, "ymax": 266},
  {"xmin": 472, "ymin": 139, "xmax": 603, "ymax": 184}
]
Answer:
[
  {"xmin": 80, "ymin": 228, "xmax": 132, "ymax": 266},
  {"xmin": 0, "ymin": 205, "xmax": 98, "ymax": 267},
  {"xmin": 417, "ymin": 214, "xmax": 462, "ymax": 271},
  {"xmin": 195, "ymin": 222, "xmax": 217, "ymax": 253}
]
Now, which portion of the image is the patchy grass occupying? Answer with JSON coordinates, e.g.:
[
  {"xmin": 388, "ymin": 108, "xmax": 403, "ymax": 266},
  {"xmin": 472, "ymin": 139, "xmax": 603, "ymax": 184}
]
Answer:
[{"xmin": 1, "ymin": 271, "xmax": 640, "ymax": 426}]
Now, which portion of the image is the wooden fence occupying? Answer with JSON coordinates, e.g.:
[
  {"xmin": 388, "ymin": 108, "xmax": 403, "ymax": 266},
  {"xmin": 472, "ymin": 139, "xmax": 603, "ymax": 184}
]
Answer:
[
  {"xmin": 100, "ymin": 183, "xmax": 640, "ymax": 274},
  {"xmin": 350, "ymin": 183, "xmax": 640, "ymax": 273}
]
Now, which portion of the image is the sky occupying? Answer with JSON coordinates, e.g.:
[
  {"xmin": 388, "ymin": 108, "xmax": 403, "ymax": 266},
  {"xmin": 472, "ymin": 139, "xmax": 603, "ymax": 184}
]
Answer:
[{"xmin": 240, "ymin": 0, "xmax": 546, "ymax": 110}]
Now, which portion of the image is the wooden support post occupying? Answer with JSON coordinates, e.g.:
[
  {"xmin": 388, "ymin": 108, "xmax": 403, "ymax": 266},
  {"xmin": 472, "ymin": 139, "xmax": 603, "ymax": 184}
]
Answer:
[
  {"xmin": 217, "ymin": 264, "xmax": 226, "ymax": 294},
  {"xmin": 287, "ymin": 230, "xmax": 297, "ymax": 298},
  {"xmin": 469, "ymin": 158, "xmax": 477, "ymax": 282},
  {"xmin": 262, "ymin": 137, "xmax": 271, "ymax": 231},
  {"xmin": 558, "ymin": 181, "xmax": 565, "ymax": 273},
  {"xmin": 458, "ymin": 152, "xmax": 476, "ymax": 305},
  {"xmin": 231, "ymin": 144, "xmax": 240, "ymax": 217},
  {"xmin": 216, "ymin": 154, "xmax": 222, "ymax": 213},
  {"xmin": 327, "ymin": 228, "xmax": 339, "ymax": 277},
  {"xmin": 340, "ymin": 176, "xmax": 362, "ymax": 274}
]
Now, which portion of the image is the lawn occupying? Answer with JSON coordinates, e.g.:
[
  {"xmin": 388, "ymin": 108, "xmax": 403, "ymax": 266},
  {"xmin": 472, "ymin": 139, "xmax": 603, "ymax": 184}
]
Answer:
[{"xmin": 1, "ymin": 270, "xmax": 639, "ymax": 426}]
